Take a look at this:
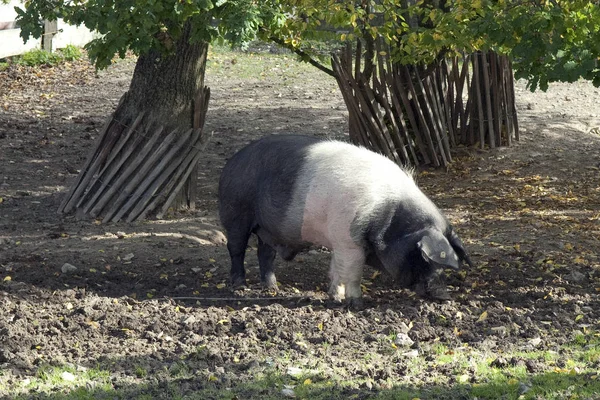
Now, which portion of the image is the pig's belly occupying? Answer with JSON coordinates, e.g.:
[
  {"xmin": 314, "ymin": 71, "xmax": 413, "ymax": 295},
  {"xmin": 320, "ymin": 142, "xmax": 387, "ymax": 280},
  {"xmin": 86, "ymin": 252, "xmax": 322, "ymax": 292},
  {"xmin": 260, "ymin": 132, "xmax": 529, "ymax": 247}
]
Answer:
[{"xmin": 299, "ymin": 186, "xmax": 357, "ymax": 250}]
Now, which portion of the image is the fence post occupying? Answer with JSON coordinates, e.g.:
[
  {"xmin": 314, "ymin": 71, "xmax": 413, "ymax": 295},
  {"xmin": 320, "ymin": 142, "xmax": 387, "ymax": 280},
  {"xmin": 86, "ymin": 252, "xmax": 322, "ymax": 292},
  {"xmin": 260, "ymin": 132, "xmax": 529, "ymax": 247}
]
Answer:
[{"xmin": 43, "ymin": 20, "xmax": 57, "ymax": 52}]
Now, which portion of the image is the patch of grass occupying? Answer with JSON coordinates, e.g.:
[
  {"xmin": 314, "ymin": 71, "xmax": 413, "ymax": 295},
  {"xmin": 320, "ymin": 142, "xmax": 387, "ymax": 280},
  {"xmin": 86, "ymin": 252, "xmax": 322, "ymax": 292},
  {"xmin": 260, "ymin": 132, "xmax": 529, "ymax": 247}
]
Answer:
[
  {"xmin": 60, "ymin": 44, "xmax": 83, "ymax": 61},
  {"xmin": 206, "ymin": 43, "xmax": 331, "ymax": 82},
  {"xmin": 16, "ymin": 48, "xmax": 64, "ymax": 66},
  {"xmin": 14, "ymin": 45, "xmax": 83, "ymax": 67},
  {"xmin": 134, "ymin": 365, "xmax": 148, "ymax": 378},
  {"xmin": 6, "ymin": 364, "xmax": 114, "ymax": 399}
]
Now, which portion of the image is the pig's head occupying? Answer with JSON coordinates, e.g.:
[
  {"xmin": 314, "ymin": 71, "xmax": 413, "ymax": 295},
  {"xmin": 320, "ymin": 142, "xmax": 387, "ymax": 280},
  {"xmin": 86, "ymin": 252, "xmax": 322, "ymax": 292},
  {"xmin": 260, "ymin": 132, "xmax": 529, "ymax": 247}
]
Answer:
[{"xmin": 373, "ymin": 227, "xmax": 472, "ymax": 300}]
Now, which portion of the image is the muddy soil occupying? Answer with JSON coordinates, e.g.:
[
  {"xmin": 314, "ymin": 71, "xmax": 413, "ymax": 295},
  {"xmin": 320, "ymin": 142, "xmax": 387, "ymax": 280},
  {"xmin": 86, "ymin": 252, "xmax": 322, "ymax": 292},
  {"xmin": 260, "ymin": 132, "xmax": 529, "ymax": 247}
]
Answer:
[{"xmin": 1, "ymin": 50, "xmax": 599, "ymax": 398}]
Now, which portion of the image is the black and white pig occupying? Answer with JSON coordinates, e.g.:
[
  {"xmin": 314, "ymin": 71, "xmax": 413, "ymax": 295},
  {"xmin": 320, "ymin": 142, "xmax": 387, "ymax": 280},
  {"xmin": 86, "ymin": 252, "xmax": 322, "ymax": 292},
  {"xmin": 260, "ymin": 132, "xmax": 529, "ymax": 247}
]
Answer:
[{"xmin": 218, "ymin": 134, "xmax": 473, "ymax": 306}]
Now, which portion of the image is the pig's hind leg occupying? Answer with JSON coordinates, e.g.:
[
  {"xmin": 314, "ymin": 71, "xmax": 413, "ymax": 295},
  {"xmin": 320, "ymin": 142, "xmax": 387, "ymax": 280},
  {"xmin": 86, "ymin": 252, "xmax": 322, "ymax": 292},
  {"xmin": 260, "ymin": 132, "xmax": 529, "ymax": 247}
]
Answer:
[
  {"xmin": 225, "ymin": 224, "xmax": 252, "ymax": 288},
  {"xmin": 257, "ymin": 236, "xmax": 278, "ymax": 290}
]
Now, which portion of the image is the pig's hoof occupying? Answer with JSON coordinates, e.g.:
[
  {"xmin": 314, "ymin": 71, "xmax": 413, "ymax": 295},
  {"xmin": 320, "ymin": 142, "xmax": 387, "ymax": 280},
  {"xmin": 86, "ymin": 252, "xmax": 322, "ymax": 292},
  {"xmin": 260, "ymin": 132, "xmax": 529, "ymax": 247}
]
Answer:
[
  {"xmin": 345, "ymin": 297, "xmax": 364, "ymax": 310},
  {"xmin": 415, "ymin": 282, "xmax": 451, "ymax": 301},
  {"xmin": 230, "ymin": 276, "xmax": 247, "ymax": 289},
  {"xmin": 261, "ymin": 274, "xmax": 278, "ymax": 291},
  {"xmin": 428, "ymin": 287, "xmax": 452, "ymax": 301}
]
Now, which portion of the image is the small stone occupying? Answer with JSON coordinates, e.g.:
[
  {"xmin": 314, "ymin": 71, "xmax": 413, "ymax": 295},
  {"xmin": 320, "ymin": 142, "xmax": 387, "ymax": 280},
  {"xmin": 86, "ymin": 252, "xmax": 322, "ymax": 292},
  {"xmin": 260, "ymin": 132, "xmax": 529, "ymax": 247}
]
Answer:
[
  {"xmin": 61, "ymin": 263, "xmax": 78, "ymax": 274},
  {"xmin": 286, "ymin": 366, "xmax": 303, "ymax": 378},
  {"xmin": 281, "ymin": 387, "xmax": 296, "ymax": 398},
  {"xmin": 518, "ymin": 382, "xmax": 532, "ymax": 395},
  {"xmin": 529, "ymin": 337, "xmax": 542, "ymax": 347},
  {"xmin": 490, "ymin": 357, "xmax": 508, "ymax": 368},
  {"xmin": 567, "ymin": 270, "xmax": 586, "ymax": 283},
  {"xmin": 122, "ymin": 253, "xmax": 135, "ymax": 261},
  {"xmin": 402, "ymin": 349, "xmax": 419, "ymax": 358},
  {"xmin": 394, "ymin": 333, "xmax": 414, "ymax": 347},
  {"xmin": 61, "ymin": 371, "xmax": 76, "ymax": 382},
  {"xmin": 490, "ymin": 326, "xmax": 507, "ymax": 337}
]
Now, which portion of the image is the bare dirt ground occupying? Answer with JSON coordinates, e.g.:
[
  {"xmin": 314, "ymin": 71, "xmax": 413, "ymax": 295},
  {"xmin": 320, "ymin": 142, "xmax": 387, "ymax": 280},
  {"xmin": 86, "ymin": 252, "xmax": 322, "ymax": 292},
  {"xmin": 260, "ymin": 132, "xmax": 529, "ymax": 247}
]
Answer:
[{"xmin": 1, "ymin": 49, "xmax": 599, "ymax": 399}]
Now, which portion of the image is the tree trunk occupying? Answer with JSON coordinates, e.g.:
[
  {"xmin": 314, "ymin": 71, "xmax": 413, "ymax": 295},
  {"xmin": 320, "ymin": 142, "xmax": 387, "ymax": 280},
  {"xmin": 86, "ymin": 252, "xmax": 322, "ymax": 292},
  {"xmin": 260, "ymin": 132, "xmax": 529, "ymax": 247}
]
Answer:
[
  {"xmin": 117, "ymin": 24, "xmax": 208, "ymax": 130},
  {"xmin": 58, "ymin": 23, "xmax": 211, "ymax": 222}
]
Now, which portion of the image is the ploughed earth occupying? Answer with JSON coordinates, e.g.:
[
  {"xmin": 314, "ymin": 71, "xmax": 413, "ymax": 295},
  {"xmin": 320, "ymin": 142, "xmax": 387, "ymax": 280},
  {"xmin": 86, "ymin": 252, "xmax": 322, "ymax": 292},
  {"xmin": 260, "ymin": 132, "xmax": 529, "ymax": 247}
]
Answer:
[{"xmin": 1, "ymin": 48, "xmax": 599, "ymax": 398}]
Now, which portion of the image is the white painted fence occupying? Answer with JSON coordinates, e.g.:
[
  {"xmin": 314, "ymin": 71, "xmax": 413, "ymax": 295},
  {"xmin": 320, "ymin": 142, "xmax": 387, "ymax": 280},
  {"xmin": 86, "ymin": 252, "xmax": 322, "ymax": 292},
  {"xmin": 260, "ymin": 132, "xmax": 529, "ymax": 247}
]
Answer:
[{"xmin": 0, "ymin": 1, "xmax": 97, "ymax": 59}]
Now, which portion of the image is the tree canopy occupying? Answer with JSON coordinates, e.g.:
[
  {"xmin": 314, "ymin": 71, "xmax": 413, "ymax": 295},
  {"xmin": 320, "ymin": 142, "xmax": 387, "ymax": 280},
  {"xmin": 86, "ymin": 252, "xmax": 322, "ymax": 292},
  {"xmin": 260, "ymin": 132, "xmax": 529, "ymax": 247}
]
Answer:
[
  {"xmin": 266, "ymin": 0, "xmax": 600, "ymax": 91},
  {"xmin": 11, "ymin": 0, "xmax": 600, "ymax": 90}
]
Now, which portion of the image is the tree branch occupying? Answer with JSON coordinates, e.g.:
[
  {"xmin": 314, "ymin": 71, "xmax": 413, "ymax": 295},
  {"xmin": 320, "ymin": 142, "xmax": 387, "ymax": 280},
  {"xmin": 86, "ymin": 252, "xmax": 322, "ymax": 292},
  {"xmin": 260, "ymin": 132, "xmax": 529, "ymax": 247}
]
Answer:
[{"xmin": 268, "ymin": 35, "xmax": 336, "ymax": 77}]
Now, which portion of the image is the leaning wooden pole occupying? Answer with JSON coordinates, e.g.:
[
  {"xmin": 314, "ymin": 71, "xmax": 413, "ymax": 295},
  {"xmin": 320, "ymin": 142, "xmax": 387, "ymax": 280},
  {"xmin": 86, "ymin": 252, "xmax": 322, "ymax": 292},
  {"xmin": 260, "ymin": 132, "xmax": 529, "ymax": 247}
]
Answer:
[{"xmin": 58, "ymin": 87, "xmax": 210, "ymax": 222}]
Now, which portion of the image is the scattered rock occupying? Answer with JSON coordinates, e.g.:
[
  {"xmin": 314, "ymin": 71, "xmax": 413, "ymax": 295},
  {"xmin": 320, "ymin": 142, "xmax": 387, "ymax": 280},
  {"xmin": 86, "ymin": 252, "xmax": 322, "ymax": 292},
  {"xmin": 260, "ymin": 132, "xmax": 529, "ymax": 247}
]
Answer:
[
  {"xmin": 529, "ymin": 337, "xmax": 542, "ymax": 347},
  {"xmin": 286, "ymin": 367, "xmax": 303, "ymax": 378},
  {"xmin": 394, "ymin": 333, "xmax": 414, "ymax": 347},
  {"xmin": 121, "ymin": 253, "xmax": 135, "ymax": 262},
  {"xmin": 60, "ymin": 371, "xmax": 76, "ymax": 382},
  {"xmin": 402, "ymin": 349, "xmax": 419, "ymax": 358},
  {"xmin": 566, "ymin": 270, "xmax": 587, "ymax": 283},
  {"xmin": 61, "ymin": 263, "xmax": 78, "ymax": 274},
  {"xmin": 518, "ymin": 382, "xmax": 532, "ymax": 395}
]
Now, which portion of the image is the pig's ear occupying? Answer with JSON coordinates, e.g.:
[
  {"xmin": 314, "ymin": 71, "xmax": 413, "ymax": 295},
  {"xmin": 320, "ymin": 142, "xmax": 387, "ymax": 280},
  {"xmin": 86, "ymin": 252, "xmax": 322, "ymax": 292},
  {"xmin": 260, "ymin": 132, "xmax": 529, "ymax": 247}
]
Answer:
[
  {"xmin": 417, "ymin": 233, "xmax": 460, "ymax": 270},
  {"xmin": 447, "ymin": 228, "xmax": 474, "ymax": 268}
]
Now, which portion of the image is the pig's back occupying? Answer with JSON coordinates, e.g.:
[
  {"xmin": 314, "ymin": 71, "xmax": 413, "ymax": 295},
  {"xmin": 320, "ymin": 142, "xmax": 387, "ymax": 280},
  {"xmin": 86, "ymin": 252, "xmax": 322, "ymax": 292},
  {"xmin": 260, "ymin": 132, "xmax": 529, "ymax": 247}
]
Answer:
[{"xmin": 285, "ymin": 140, "xmax": 421, "ymax": 248}]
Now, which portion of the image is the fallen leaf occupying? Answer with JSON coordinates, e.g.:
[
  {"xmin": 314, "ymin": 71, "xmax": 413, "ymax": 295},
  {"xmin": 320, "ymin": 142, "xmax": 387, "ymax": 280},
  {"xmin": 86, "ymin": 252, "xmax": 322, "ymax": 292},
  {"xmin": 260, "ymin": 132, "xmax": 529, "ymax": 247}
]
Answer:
[{"xmin": 477, "ymin": 311, "xmax": 488, "ymax": 323}]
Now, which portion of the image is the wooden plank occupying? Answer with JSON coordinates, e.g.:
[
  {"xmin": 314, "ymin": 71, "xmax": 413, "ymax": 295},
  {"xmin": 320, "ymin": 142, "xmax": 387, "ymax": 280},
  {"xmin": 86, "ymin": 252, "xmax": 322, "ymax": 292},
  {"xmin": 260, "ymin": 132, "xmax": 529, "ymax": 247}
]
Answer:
[
  {"xmin": 157, "ymin": 151, "xmax": 204, "ymax": 219},
  {"xmin": 93, "ymin": 125, "xmax": 165, "ymax": 220},
  {"xmin": 392, "ymin": 65, "xmax": 432, "ymax": 165},
  {"xmin": 507, "ymin": 57, "xmax": 520, "ymax": 141},
  {"xmin": 60, "ymin": 119, "xmax": 125, "ymax": 214},
  {"xmin": 385, "ymin": 68, "xmax": 419, "ymax": 165},
  {"xmin": 43, "ymin": 20, "xmax": 58, "ymax": 52},
  {"xmin": 129, "ymin": 128, "xmax": 208, "ymax": 221},
  {"xmin": 407, "ymin": 66, "xmax": 442, "ymax": 166},
  {"xmin": 419, "ymin": 70, "xmax": 449, "ymax": 166},
  {"xmin": 361, "ymin": 74, "xmax": 401, "ymax": 164},
  {"xmin": 490, "ymin": 52, "xmax": 502, "ymax": 146},
  {"xmin": 332, "ymin": 55, "xmax": 371, "ymax": 148},
  {"xmin": 57, "ymin": 114, "xmax": 115, "ymax": 214},
  {"xmin": 151, "ymin": 127, "xmax": 205, "ymax": 220},
  {"xmin": 79, "ymin": 114, "xmax": 147, "ymax": 213},
  {"xmin": 480, "ymin": 51, "xmax": 496, "ymax": 148},
  {"xmin": 472, "ymin": 53, "xmax": 486, "ymax": 149},
  {"xmin": 500, "ymin": 56, "xmax": 513, "ymax": 145},
  {"xmin": 109, "ymin": 128, "xmax": 180, "ymax": 222},
  {"xmin": 430, "ymin": 69, "xmax": 453, "ymax": 162}
]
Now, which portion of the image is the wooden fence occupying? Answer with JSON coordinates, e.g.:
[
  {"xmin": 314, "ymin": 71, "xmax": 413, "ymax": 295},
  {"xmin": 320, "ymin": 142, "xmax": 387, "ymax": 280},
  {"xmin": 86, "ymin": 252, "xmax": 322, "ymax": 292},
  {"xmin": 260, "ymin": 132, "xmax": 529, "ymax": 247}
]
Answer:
[{"xmin": 333, "ymin": 41, "xmax": 519, "ymax": 167}]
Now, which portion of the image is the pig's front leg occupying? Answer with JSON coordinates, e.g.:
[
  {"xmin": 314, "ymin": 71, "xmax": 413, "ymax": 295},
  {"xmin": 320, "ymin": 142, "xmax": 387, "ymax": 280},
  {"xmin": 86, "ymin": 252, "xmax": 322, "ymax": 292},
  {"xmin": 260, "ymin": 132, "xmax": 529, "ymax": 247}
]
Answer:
[{"xmin": 328, "ymin": 247, "xmax": 365, "ymax": 308}]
